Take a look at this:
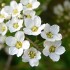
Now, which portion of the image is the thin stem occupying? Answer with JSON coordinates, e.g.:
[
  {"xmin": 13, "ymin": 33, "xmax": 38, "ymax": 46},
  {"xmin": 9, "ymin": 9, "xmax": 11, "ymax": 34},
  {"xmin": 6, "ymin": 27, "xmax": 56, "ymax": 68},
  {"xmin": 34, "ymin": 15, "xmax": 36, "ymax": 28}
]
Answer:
[
  {"xmin": 26, "ymin": 37, "xmax": 42, "ymax": 51},
  {"xmin": 4, "ymin": 55, "xmax": 13, "ymax": 70}
]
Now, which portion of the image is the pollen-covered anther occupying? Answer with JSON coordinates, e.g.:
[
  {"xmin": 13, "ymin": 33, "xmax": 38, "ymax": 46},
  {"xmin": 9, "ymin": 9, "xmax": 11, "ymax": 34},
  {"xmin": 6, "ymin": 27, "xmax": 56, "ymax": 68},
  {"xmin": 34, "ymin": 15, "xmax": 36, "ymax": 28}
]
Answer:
[
  {"xmin": 13, "ymin": 9, "xmax": 18, "ymax": 14},
  {"xmin": 49, "ymin": 46, "xmax": 56, "ymax": 53},
  {"xmin": 16, "ymin": 41, "xmax": 22, "ymax": 49},
  {"xmin": 28, "ymin": 51, "xmax": 36, "ymax": 59},
  {"xmin": 46, "ymin": 32, "xmax": 53, "ymax": 38},
  {"xmin": 13, "ymin": 23, "xmax": 19, "ymax": 29},
  {"xmin": 26, "ymin": 3, "xmax": 32, "ymax": 8},
  {"xmin": 31, "ymin": 26, "xmax": 38, "ymax": 32}
]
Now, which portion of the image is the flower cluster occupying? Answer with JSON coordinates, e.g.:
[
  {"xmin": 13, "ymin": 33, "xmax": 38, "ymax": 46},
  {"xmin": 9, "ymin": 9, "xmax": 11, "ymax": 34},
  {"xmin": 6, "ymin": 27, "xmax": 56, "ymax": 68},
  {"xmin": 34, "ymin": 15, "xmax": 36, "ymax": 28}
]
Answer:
[
  {"xmin": 53, "ymin": 0, "xmax": 70, "ymax": 23},
  {"xmin": 0, "ymin": 0, "xmax": 65, "ymax": 67}
]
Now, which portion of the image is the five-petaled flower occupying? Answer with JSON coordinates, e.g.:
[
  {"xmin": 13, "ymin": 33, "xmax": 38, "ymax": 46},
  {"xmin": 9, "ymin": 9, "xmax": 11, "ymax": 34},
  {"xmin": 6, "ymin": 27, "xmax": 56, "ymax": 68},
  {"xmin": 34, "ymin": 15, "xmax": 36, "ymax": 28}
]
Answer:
[
  {"xmin": 6, "ymin": 31, "xmax": 30, "ymax": 57},
  {"xmin": 41, "ymin": 23, "xmax": 62, "ymax": 41},
  {"xmin": 22, "ymin": 47, "xmax": 41, "ymax": 67},
  {"xmin": 43, "ymin": 40, "xmax": 65, "ymax": 61}
]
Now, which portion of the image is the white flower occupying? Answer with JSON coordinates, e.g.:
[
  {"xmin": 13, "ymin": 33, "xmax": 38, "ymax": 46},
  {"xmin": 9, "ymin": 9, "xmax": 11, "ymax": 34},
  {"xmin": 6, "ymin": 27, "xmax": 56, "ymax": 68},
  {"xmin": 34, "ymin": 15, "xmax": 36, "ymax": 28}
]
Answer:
[
  {"xmin": 0, "ymin": 8, "xmax": 9, "ymax": 23},
  {"xmin": 23, "ymin": 10, "xmax": 35, "ymax": 19},
  {"xmin": 4, "ymin": 1, "xmax": 23, "ymax": 17},
  {"xmin": 6, "ymin": 18, "xmax": 23, "ymax": 33},
  {"xmin": 63, "ymin": 0, "xmax": 70, "ymax": 11},
  {"xmin": 24, "ymin": 16, "xmax": 45, "ymax": 36},
  {"xmin": 41, "ymin": 23, "xmax": 62, "ymax": 41},
  {"xmin": 22, "ymin": 47, "xmax": 41, "ymax": 67},
  {"xmin": 6, "ymin": 31, "xmax": 30, "ymax": 57},
  {"xmin": 53, "ymin": 4, "xmax": 64, "ymax": 16},
  {"xmin": 20, "ymin": 0, "xmax": 40, "ymax": 10},
  {"xmin": 0, "ymin": 23, "xmax": 7, "ymax": 36},
  {"xmin": 10, "ymin": 1, "xmax": 23, "ymax": 17},
  {"xmin": 2, "ymin": 6, "xmax": 12, "ymax": 20},
  {"xmin": 43, "ymin": 40, "xmax": 65, "ymax": 61}
]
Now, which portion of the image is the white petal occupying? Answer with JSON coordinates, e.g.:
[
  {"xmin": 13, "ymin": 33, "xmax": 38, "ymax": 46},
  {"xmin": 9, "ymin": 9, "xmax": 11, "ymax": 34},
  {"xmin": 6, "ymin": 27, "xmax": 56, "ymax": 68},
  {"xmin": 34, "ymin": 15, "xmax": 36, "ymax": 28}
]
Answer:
[
  {"xmin": 24, "ymin": 28, "xmax": 32, "ymax": 35},
  {"xmin": 36, "ymin": 51, "xmax": 41, "ymax": 60},
  {"xmin": 24, "ymin": 19, "xmax": 34, "ymax": 28},
  {"xmin": 29, "ymin": 60, "xmax": 39, "ymax": 67},
  {"xmin": 10, "ymin": 1, "xmax": 17, "ymax": 8},
  {"xmin": 55, "ymin": 46, "xmax": 65, "ymax": 55},
  {"xmin": 20, "ymin": 0, "xmax": 29, "ymax": 5},
  {"xmin": 41, "ymin": 31, "xmax": 47, "ymax": 39},
  {"xmin": 39, "ymin": 24, "xmax": 45, "ymax": 31},
  {"xmin": 6, "ymin": 36, "xmax": 17, "ymax": 47},
  {"xmin": 50, "ymin": 25, "xmax": 59, "ymax": 34},
  {"xmin": 44, "ymin": 23, "xmax": 50, "ymax": 32},
  {"xmin": 22, "ymin": 40, "xmax": 30, "ymax": 49},
  {"xmin": 49, "ymin": 53, "xmax": 60, "ymax": 62},
  {"xmin": 55, "ymin": 34, "xmax": 62, "ymax": 40},
  {"xmin": 22, "ymin": 54, "xmax": 29, "ymax": 62},
  {"xmin": 53, "ymin": 40, "xmax": 62, "ymax": 47},
  {"xmin": 15, "ymin": 31, "xmax": 25, "ymax": 41},
  {"xmin": 3, "ymin": 6, "xmax": 12, "ymax": 14},
  {"xmin": 17, "ymin": 48, "xmax": 23, "ymax": 57},
  {"xmin": 43, "ymin": 47, "xmax": 49, "ymax": 56},
  {"xmin": 32, "ymin": 1, "xmax": 40, "ymax": 9},
  {"xmin": 34, "ymin": 16, "xmax": 41, "ymax": 27},
  {"xmin": 9, "ymin": 47, "xmax": 18, "ymax": 55},
  {"xmin": 43, "ymin": 40, "xmax": 52, "ymax": 48},
  {"xmin": 18, "ymin": 3, "xmax": 23, "ymax": 11}
]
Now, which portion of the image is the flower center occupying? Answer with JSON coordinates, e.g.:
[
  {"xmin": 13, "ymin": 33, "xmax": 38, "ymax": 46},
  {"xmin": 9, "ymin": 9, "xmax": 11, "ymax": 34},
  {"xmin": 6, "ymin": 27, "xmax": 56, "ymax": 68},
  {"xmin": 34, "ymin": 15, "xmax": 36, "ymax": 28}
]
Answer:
[
  {"xmin": 49, "ymin": 46, "xmax": 56, "ymax": 53},
  {"xmin": 25, "ymin": 14, "xmax": 32, "ymax": 18},
  {"xmin": 28, "ymin": 51, "xmax": 36, "ymax": 59},
  {"xmin": 13, "ymin": 23, "xmax": 19, "ymax": 29},
  {"xmin": 13, "ymin": 9, "xmax": 18, "ymax": 15},
  {"xmin": 46, "ymin": 32, "xmax": 53, "ymax": 38},
  {"xmin": 15, "ymin": 41, "xmax": 22, "ymax": 49},
  {"xmin": 31, "ymin": 26, "xmax": 38, "ymax": 32},
  {"xmin": 26, "ymin": 3, "xmax": 32, "ymax": 8},
  {"xmin": 0, "ymin": 14, "xmax": 5, "ymax": 18},
  {"xmin": 1, "ymin": 26, "xmax": 6, "ymax": 32}
]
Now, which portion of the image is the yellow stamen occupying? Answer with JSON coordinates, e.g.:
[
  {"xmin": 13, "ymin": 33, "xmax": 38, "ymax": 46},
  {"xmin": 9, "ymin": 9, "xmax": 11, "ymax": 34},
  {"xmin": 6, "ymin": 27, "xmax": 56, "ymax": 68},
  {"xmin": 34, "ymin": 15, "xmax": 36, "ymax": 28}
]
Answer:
[
  {"xmin": 31, "ymin": 26, "xmax": 38, "ymax": 32},
  {"xmin": 28, "ymin": 51, "xmax": 36, "ymax": 59},
  {"xmin": 13, "ymin": 23, "xmax": 19, "ymax": 29},
  {"xmin": 13, "ymin": 9, "xmax": 18, "ymax": 15},
  {"xmin": 49, "ymin": 46, "xmax": 56, "ymax": 53},
  {"xmin": 26, "ymin": 3, "xmax": 32, "ymax": 8},
  {"xmin": 16, "ymin": 41, "xmax": 22, "ymax": 49},
  {"xmin": 46, "ymin": 32, "xmax": 53, "ymax": 38}
]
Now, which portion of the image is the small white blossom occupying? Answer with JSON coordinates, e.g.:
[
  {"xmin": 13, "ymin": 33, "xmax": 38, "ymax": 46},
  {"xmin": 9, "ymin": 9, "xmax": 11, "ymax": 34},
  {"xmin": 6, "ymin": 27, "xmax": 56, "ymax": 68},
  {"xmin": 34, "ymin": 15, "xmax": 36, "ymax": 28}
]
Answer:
[
  {"xmin": 41, "ymin": 23, "xmax": 62, "ymax": 41},
  {"xmin": 6, "ymin": 31, "xmax": 30, "ymax": 57},
  {"xmin": 23, "ymin": 10, "xmax": 36, "ymax": 20},
  {"xmin": 54, "ymin": 4, "xmax": 64, "ymax": 16},
  {"xmin": 24, "ymin": 16, "xmax": 45, "ymax": 36},
  {"xmin": 64, "ymin": 0, "xmax": 70, "ymax": 11},
  {"xmin": 2, "ymin": 6, "xmax": 12, "ymax": 20},
  {"xmin": 10, "ymin": 1, "xmax": 23, "ymax": 17},
  {"xmin": 43, "ymin": 40, "xmax": 65, "ymax": 61},
  {"xmin": 0, "ymin": 8, "xmax": 9, "ymax": 22},
  {"xmin": 6, "ymin": 18, "xmax": 23, "ymax": 33},
  {"xmin": 22, "ymin": 47, "xmax": 41, "ymax": 67},
  {"xmin": 20, "ymin": 0, "xmax": 40, "ymax": 10},
  {"xmin": 0, "ymin": 23, "xmax": 7, "ymax": 36}
]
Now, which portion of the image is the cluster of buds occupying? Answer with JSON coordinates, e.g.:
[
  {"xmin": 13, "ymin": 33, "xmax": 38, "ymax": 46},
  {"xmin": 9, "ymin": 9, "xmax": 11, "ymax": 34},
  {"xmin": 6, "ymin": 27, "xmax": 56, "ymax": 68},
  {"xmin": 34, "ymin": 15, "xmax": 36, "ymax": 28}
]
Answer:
[{"xmin": 0, "ymin": 0, "xmax": 65, "ymax": 67}]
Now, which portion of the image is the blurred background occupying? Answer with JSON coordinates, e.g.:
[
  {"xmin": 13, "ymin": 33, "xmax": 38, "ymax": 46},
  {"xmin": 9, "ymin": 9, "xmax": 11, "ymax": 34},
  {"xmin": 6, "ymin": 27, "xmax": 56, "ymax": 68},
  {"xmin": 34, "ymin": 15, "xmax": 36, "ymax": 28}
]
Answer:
[{"xmin": 0, "ymin": 0, "xmax": 70, "ymax": 70}]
